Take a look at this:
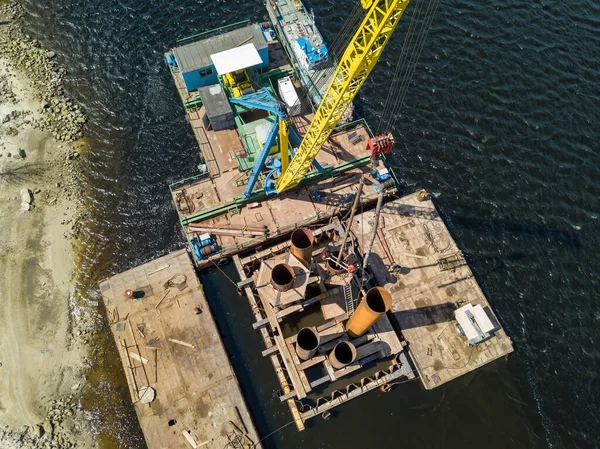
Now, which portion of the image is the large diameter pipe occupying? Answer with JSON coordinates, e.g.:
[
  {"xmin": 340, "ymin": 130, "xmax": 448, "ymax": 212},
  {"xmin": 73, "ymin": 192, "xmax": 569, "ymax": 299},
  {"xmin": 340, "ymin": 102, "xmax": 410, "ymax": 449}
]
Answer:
[
  {"xmin": 271, "ymin": 263, "xmax": 295, "ymax": 292},
  {"xmin": 295, "ymin": 327, "xmax": 320, "ymax": 360},
  {"xmin": 346, "ymin": 287, "xmax": 392, "ymax": 337},
  {"xmin": 328, "ymin": 341, "xmax": 357, "ymax": 369},
  {"xmin": 290, "ymin": 228, "xmax": 314, "ymax": 267}
]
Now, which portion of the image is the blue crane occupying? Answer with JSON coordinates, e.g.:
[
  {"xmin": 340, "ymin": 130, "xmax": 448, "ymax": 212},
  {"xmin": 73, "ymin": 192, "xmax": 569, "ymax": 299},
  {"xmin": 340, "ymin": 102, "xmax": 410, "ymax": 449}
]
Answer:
[{"xmin": 229, "ymin": 88, "xmax": 322, "ymax": 198}]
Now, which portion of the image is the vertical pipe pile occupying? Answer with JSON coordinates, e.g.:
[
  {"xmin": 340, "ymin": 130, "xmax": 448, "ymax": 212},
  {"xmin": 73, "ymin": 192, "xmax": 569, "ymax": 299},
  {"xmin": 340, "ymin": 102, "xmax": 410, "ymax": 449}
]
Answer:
[
  {"xmin": 290, "ymin": 228, "xmax": 314, "ymax": 267},
  {"xmin": 296, "ymin": 327, "xmax": 320, "ymax": 360},
  {"xmin": 271, "ymin": 263, "xmax": 295, "ymax": 292},
  {"xmin": 326, "ymin": 249, "xmax": 346, "ymax": 275},
  {"xmin": 346, "ymin": 286, "xmax": 392, "ymax": 337},
  {"xmin": 328, "ymin": 341, "xmax": 357, "ymax": 369}
]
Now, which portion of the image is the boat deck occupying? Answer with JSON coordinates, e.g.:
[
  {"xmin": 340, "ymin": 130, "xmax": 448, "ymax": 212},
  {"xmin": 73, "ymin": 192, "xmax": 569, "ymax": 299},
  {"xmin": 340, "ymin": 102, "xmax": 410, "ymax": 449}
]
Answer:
[
  {"xmin": 168, "ymin": 74, "xmax": 377, "ymax": 268},
  {"xmin": 99, "ymin": 249, "xmax": 260, "ymax": 449},
  {"xmin": 172, "ymin": 156, "xmax": 377, "ymax": 269},
  {"xmin": 350, "ymin": 193, "xmax": 515, "ymax": 389},
  {"xmin": 266, "ymin": 0, "xmax": 334, "ymax": 103},
  {"xmin": 166, "ymin": 31, "xmax": 378, "ymax": 268}
]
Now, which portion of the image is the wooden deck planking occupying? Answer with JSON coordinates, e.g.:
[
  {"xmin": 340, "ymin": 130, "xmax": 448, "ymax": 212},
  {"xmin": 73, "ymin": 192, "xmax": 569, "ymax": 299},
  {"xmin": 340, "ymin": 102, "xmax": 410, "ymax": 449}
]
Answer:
[{"xmin": 99, "ymin": 249, "xmax": 260, "ymax": 449}]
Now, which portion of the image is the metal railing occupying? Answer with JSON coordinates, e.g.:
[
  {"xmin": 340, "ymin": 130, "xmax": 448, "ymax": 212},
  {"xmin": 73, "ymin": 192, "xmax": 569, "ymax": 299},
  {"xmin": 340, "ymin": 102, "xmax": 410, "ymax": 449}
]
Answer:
[{"xmin": 174, "ymin": 19, "xmax": 252, "ymax": 46}]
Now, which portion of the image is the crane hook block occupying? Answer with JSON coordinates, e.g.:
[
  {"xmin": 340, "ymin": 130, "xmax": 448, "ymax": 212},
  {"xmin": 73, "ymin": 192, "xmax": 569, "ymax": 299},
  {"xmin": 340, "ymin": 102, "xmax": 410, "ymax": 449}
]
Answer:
[{"xmin": 366, "ymin": 132, "xmax": 395, "ymax": 158}]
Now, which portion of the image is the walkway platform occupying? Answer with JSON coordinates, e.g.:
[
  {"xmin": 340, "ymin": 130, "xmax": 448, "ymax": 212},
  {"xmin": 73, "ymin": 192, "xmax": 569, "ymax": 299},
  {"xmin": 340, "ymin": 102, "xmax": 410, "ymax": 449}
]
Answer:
[
  {"xmin": 350, "ymin": 192, "xmax": 514, "ymax": 389},
  {"xmin": 99, "ymin": 249, "xmax": 260, "ymax": 449}
]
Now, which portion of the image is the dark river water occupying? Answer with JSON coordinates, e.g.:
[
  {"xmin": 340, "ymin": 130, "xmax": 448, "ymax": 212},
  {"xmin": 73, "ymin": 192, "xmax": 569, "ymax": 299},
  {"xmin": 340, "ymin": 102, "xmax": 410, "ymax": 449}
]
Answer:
[{"xmin": 20, "ymin": 0, "xmax": 599, "ymax": 448}]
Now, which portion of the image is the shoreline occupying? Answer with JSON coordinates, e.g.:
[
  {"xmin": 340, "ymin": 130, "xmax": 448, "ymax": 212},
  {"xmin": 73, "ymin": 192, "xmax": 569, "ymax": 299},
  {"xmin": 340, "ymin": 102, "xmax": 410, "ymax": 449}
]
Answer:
[{"xmin": 0, "ymin": 2, "xmax": 95, "ymax": 448}]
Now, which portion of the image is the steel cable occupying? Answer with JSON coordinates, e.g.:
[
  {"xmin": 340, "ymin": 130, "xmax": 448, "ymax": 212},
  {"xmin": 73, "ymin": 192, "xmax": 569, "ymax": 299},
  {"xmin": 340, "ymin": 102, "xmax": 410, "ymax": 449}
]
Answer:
[
  {"xmin": 377, "ymin": 0, "xmax": 441, "ymax": 134},
  {"xmin": 377, "ymin": 0, "xmax": 424, "ymax": 133},
  {"xmin": 386, "ymin": 0, "xmax": 441, "ymax": 131}
]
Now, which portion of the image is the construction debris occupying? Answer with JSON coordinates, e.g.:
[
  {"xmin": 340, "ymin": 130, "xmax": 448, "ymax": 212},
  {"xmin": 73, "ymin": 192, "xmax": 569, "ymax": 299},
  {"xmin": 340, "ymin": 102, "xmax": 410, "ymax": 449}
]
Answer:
[{"xmin": 168, "ymin": 338, "xmax": 195, "ymax": 349}]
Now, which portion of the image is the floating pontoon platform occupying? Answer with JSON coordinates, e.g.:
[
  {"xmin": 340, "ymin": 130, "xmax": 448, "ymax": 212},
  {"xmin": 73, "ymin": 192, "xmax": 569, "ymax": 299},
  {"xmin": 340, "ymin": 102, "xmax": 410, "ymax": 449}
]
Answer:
[
  {"xmin": 98, "ymin": 7, "xmax": 514, "ymax": 446},
  {"xmin": 99, "ymin": 250, "xmax": 261, "ymax": 449}
]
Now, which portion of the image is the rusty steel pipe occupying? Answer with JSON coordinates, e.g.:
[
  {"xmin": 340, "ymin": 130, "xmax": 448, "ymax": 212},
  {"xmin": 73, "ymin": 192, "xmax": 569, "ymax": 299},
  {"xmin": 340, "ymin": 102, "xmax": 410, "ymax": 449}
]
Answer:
[
  {"xmin": 271, "ymin": 263, "xmax": 295, "ymax": 292},
  {"xmin": 290, "ymin": 228, "xmax": 314, "ymax": 267},
  {"xmin": 328, "ymin": 341, "xmax": 357, "ymax": 369},
  {"xmin": 346, "ymin": 287, "xmax": 392, "ymax": 337},
  {"xmin": 295, "ymin": 327, "xmax": 320, "ymax": 360},
  {"xmin": 326, "ymin": 250, "xmax": 346, "ymax": 275}
]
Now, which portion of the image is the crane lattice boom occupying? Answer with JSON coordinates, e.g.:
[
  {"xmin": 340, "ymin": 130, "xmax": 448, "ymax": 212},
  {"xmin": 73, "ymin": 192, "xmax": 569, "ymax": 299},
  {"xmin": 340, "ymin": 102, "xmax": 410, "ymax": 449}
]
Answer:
[{"xmin": 275, "ymin": 0, "xmax": 410, "ymax": 193}]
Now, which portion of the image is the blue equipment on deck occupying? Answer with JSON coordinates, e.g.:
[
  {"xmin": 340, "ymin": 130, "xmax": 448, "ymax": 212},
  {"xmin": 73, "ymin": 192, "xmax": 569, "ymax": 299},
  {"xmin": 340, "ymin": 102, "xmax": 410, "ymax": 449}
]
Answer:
[
  {"xmin": 230, "ymin": 88, "xmax": 285, "ymax": 117},
  {"xmin": 371, "ymin": 167, "xmax": 393, "ymax": 192},
  {"xmin": 229, "ymin": 88, "xmax": 325, "ymax": 198},
  {"xmin": 190, "ymin": 233, "xmax": 218, "ymax": 260},
  {"xmin": 264, "ymin": 158, "xmax": 282, "ymax": 196},
  {"xmin": 166, "ymin": 53, "xmax": 178, "ymax": 69},
  {"xmin": 230, "ymin": 89, "xmax": 287, "ymax": 198},
  {"xmin": 296, "ymin": 37, "xmax": 329, "ymax": 71}
]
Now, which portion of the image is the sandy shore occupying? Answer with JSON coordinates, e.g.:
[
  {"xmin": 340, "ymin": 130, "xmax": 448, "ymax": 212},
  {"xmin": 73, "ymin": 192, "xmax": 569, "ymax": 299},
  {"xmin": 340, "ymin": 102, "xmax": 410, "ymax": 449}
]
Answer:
[{"xmin": 0, "ymin": 2, "xmax": 94, "ymax": 448}]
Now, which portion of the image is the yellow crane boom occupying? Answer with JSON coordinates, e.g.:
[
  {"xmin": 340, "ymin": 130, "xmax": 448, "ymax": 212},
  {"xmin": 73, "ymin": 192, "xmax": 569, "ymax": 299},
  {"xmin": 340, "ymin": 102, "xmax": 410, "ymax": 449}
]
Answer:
[{"xmin": 275, "ymin": 0, "xmax": 410, "ymax": 193}]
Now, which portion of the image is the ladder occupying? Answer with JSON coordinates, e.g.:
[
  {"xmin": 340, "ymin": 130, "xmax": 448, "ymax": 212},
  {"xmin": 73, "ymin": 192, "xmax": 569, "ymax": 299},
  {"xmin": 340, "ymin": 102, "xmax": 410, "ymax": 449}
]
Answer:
[{"xmin": 344, "ymin": 283, "xmax": 355, "ymax": 315}]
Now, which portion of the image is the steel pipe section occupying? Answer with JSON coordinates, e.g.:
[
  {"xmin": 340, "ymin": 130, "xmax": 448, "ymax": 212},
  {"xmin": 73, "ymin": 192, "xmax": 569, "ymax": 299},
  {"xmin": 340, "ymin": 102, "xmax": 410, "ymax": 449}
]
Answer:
[
  {"xmin": 271, "ymin": 263, "xmax": 295, "ymax": 292},
  {"xmin": 346, "ymin": 286, "xmax": 392, "ymax": 337},
  {"xmin": 295, "ymin": 327, "xmax": 320, "ymax": 360},
  {"xmin": 290, "ymin": 228, "xmax": 314, "ymax": 266},
  {"xmin": 326, "ymin": 249, "xmax": 345, "ymax": 275},
  {"xmin": 328, "ymin": 341, "xmax": 357, "ymax": 369}
]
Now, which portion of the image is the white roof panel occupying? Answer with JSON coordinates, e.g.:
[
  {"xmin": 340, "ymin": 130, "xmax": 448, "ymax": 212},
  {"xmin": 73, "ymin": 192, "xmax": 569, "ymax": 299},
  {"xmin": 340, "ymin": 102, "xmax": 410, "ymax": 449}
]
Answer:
[
  {"xmin": 471, "ymin": 304, "xmax": 495, "ymax": 333},
  {"xmin": 455, "ymin": 305, "xmax": 480, "ymax": 341},
  {"xmin": 277, "ymin": 76, "xmax": 299, "ymax": 108},
  {"xmin": 210, "ymin": 44, "xmax": 262, "ymax": 75},
  {"xmin": 255, "ymin": 123, "xmax": 275, "ymax": 145}
]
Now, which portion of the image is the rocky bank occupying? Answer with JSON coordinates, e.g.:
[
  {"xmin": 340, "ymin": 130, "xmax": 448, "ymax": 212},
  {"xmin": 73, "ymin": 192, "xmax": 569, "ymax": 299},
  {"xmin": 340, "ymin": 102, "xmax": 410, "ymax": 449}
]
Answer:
[
  {"xmin": 0, "ymin": 0, "xmax": 86, "ymax": 143},
  {"xmin": 0, "ymin": 1, "xmax": 96, "ymax": 448}
]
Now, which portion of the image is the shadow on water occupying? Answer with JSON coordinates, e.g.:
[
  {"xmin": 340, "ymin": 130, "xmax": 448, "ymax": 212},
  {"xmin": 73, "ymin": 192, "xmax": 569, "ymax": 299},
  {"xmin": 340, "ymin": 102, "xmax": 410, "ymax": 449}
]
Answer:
[
  {"xmin": 390, "ymin": 197, "xmax": 583, "ymax": 249},
  {"xmin": 82, "ymin": 322, "xmax": 147, "ymax": 449}
]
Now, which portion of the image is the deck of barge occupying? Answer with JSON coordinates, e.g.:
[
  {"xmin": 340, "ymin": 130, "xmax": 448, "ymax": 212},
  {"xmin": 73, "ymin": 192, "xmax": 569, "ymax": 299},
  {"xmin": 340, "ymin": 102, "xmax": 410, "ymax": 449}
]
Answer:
[
  {"xmin": 350, "ymin": 192, "xmax": 515, "ymax": 389},
  {"xmin": 166, "ymin": 37, "xmax": 380, "ymax": 267},
  {"xmin": 99, "ymin": 249, "xmax": 260, "ymax": 449}
]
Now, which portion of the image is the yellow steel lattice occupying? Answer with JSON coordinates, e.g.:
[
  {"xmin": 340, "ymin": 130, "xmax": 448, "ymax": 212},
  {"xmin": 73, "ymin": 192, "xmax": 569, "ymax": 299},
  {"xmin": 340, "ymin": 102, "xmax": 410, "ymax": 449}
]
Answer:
[{"xmin": 275, "ymin": 0, "xmax": 410, "ymax": 193}]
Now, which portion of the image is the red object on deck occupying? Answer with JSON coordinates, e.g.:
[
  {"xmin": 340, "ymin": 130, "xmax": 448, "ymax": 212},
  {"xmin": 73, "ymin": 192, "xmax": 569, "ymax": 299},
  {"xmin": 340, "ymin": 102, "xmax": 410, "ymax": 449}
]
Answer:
[
  {"xmin": 347, "ymin": 264, "xmax": 357, "ymax": 273},
  {"xmin": 366, "ymin": 132, "xmax": 395, "ymax": 158},
  {"xmin": 248, "ymin": 202, "xmax": 261, "ymax": 209},
  {"xmin": 125, "ymin": 289, "xmax": 134, "ymax": 298}
]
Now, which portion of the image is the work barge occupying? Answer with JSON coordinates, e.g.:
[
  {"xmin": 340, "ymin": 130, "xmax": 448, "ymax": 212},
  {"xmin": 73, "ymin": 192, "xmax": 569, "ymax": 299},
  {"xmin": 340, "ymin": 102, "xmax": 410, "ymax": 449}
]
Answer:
[{"xmin": 100, "ymin": 3, "xmax": 514, "ymax": 448}]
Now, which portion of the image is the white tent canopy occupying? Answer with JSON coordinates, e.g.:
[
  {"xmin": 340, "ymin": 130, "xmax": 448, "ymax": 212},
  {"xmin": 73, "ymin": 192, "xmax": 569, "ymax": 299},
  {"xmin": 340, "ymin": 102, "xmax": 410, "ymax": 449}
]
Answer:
[{"xmin": 210, "ymin": 43, "xmax": 262, "ymax": 75}]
